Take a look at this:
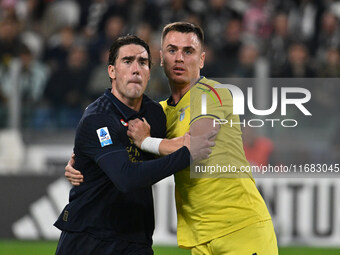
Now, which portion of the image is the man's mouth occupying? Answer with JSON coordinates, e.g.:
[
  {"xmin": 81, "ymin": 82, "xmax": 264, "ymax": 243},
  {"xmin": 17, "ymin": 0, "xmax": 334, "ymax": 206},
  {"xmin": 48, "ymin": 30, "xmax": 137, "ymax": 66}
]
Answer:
[
  {"xmin": 173, "ymin": 66, "xmax": 185, "ymax": 74},
  {"xmin": 128, "ymin": 79, "xmax": 142, "ymax": 84}
]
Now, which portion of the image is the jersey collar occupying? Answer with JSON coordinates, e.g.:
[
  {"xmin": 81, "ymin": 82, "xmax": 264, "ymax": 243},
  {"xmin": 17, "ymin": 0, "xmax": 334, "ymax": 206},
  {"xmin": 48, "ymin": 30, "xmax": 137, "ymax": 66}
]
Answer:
[
  {"xmin": 104, "ymin": 89, "xmax": 146, "ymax": 120},
  {"xmin": 166, "ymin": 76, "xmax": 204, "ymax": 106}
]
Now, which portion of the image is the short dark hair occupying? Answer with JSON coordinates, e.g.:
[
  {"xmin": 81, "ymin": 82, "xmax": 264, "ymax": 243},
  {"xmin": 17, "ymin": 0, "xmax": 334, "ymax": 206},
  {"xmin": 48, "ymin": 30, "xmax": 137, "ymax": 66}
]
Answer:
[
  {"xmin": 162, "ymin": 22, "xmax": 204, "ymax": 46},
  {"xmin": 108, "ymin": 35, "xmax": 152, "ymax": 68}
]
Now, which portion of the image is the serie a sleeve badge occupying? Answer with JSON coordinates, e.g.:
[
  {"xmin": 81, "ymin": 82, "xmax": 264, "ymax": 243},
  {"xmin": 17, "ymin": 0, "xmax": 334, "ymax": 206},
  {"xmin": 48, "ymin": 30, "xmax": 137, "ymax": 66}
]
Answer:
[{"xmin": 96, "ymin": 127, "xmax": 113, "ymax": 147}]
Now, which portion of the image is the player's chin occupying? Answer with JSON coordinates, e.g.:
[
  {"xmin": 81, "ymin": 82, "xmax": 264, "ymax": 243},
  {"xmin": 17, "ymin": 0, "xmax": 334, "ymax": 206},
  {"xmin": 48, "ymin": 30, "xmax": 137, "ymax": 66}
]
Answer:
[
  {"xmin": 172, "ymin": 75, "xmax": 189, "ymax": 85},
  {"xmin": 129, "ymin": 89, "xmax": 144, "ymax": 98},
  {"xmin": 128, "ymin": 84, "xmax": 145, "ymax": 96}
]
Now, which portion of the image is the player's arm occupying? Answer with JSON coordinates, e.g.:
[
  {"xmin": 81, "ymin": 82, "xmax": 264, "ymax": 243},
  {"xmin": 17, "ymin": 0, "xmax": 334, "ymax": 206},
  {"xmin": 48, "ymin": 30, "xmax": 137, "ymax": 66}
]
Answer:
[
  {"xmin": 66, "ymin": 140, "xmax": 191, "ymax": 191},
  {"xmin": 76, "ymin": 114, "xmax": 193, "ymax": 192},
  {"xmin": 64, "ymin": 138, "xmax": 189, "ymax": 187},
  {"xmin": 65, "ymin": 119, "xmax": 216, "ymax": 188},
  {"xmin": 64, "ymin": 118, "xmax": 214, "ymax": 187},
  {"xmin": 97, "ymin": 139, "xmax": 190, "ymax": 193},
  {"xmin": 64, "ymin": 130, "xmax": 212, "ymax": 187},
  {"xmin": 127, "ymin": 118, "xmax": 183, "ymax": 155},
  {"xmin": 127, "ymin": 118, "xmax": 216, "ymax": 157}
]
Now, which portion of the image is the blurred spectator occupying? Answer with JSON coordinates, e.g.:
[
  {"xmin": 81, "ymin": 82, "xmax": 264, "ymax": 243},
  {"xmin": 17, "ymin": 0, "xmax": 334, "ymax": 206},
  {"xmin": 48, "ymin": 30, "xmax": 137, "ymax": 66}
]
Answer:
[
  {"xmin": 128, "ymin": 0, "xmax": 161, "ymax": 31},
  {"xmin": 277, "ymin": 42, "xmax": 315, "ymax": 77},
  {"xmin": 243, "ymin": 0, "xmax": 272, "ymax": 48},
  {"xmin": 89, "ymin": 15, "xmax": 125, "ymax": 64},
  {"xmin": 317, "ymin": 47, "xmax": 340, "ymax": 77},
  {"xmin": 161, "ymin": 0, "xmax": 193, "ymax": 26},
  {"xmin": 87, "ymin": 48, "xmax": 110, "ymax": 101},
  {"xmin": 41, "ymin": 0, "xmax": 80, "ymax": 38},
  {"xmin": 287, "ymin": 0, "xmax": 317, "ymax": 43},
  {"xmin": 0, "ymin": 0, "xmax": 17, "ymax": 19},
  {"xmin": 44, "ymin": 44, "xmax": 92, "ymax": 128},
  {"xmin": 135, "ymin": 22, "xmax": 154, "ymax": 45},
  {"xmin": 17, "ymin": 44, "xmax": 49, "ymax": 127},
  {"xmin": 203, "ymin": 0, "xmax": 239, "ymax": 49},
  {"xmin": 0, "ymin": 15, "xmax": 23, "ymax": 126},
  {"xmin": 0, "ymin": 0, "xmax": 46, "ymax": 60},
  {"xmin": 16, "ymin": 44, "xmax": 49, "ymax": 103},
  {"xmin": 43, "ymin": 26, "xmax": 76, "ymax": 73},
  {"xmin": 98, "ymin": 0, "xmax": 129, "ymax": 33},
  {"xmin": 15, "ymin": 0, "xmax": 48, "ymax": 32},
  {"xmin": 78, "ymin": 0, "xmax": 109, "ymax": 39},
  {"xmin": 314, "ymin": 11, "xmax": 340, "ymax": 62},
  {"xmin": 267, "ymin": 12, "xmax": 294, "ymax": 77},
  {"xmin": 0, "ymin": 44, "xmax": 49, "ymax": 127},
  {"xmin": 20, "ymin": 29, "xmax": 44, "ymax": 60},
  {"xmin": 218, "ymin": 18, "xmax": 243, "ymax": 76},
  {"xmin": 0, "ymin": 15, "xmax": 23, "ymax": 68},
  {"xmin": 232, "ymin": 42, "xmax": 260, "ymax": 77}
]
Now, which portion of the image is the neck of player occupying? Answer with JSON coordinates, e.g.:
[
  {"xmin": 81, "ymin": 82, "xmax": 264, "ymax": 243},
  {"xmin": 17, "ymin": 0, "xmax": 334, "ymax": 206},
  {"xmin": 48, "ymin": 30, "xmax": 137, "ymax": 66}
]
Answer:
[
  {"xmin": 111, "ymin": 89, "xmax": 142, "ymax": 112},
  {"xmin": 169, "ymin": 77, "xmax": 199, "ymax": 104}
]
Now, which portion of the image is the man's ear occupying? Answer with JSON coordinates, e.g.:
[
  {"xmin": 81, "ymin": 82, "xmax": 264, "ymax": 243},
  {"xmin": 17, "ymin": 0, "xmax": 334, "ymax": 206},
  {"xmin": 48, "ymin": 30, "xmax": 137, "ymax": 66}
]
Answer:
[
  {"xmin": 160, "ymin": 50, "xmax": 163, "ymax": 66},
  {"xmin": 108, "ymin": 65, "xmax": 115, "ymax": 79},
  {"xmin": 199, "ymin": 51, "xmax": 205, "ymax": 69}
]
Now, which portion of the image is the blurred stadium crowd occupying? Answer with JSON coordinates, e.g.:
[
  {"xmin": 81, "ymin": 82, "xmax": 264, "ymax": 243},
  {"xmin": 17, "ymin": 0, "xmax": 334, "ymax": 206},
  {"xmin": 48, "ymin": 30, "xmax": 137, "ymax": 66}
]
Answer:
[{"xmin": 0, "ymin": 0, "xmax": 340, "ymax": 129}]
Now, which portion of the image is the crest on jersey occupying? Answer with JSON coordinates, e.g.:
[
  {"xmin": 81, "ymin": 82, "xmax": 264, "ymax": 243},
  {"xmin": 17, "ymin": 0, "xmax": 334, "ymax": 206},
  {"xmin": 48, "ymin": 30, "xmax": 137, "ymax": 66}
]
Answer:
[
  {"xmin": 179, "ymin": 105, "xmax": 189, "ymax": 121},
  {"xmin": 120, "ymin": 119, "xmax": 128, "ymax": 127},
  {"xmin": 96, "ymin": 127, "xmax": 112, "ymax": 147}
]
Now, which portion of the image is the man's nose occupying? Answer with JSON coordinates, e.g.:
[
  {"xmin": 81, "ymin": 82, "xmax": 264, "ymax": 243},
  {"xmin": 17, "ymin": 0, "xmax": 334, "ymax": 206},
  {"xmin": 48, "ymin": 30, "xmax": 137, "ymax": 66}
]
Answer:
[
  {"xmin": 175, "ymin": 51, "xmax": 184, "ymax": 62},
  {"xmin": 131, "ymin": 61, "xmax": 140, "ymax": 74}
]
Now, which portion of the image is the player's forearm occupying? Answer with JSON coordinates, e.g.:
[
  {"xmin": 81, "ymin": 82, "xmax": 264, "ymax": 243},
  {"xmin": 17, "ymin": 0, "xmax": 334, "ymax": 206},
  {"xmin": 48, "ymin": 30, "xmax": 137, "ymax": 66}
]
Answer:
[
  {"xmin": 159, "ymin": 136, "xmax": 184, "ymax": 156},
  {"xmin": 97, "ymin": 146, "xmax": 190, "ymax": 193}
]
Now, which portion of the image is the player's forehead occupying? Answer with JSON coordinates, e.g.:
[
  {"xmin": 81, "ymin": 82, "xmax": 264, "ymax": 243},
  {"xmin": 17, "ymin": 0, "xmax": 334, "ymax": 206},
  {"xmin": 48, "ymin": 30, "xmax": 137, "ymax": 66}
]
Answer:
[
  {"xmin": 163, "ymin": 31, "xmax": 202, "ymax": 49},
  {"xmin": 117, "ymin": 44, "xmax": 149, "ymax": 59}
]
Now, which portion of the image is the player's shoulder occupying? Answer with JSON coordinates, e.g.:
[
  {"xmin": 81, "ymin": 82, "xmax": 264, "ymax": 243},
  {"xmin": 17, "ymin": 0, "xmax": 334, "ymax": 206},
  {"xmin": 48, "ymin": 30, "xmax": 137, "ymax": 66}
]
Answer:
[
  {"xmin": 79, "ymin": 95, "xmax": 117, "ymax": 130},
  {"xmin": 142, "ymin": 94, "xmax": 165, "ymax": 114},
  {"xmin": 195, "ymin": 77, "xmax": 221, "ymax": 91},
  {"xmin": 199, "ymin": 77, "xmax": 219, "ymax": 86},
  {"xmin": 195, "ymin": 77, "xmax": 232, "ymax": 100},
  {"xmin": 84, "ymin": 94, "xmax": 113, "ymax": 117},
  {"xmin": 191, "ymin": 77, "xmax": 215, "ymax": 100}
]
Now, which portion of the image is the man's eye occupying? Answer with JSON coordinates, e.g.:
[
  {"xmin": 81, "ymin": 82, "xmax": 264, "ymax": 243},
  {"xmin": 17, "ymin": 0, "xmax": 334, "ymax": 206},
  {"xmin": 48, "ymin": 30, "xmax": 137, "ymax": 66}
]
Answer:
[
  {"xmin": 140, "ymin": 61, "xmax": 147, "ymax": 66},
  {"xmin": 124, "ymin": 60, "xmax": 131, "ymax": 64},
  {"xmin": 168, "ymin": 49, "xmax": 175, "ymax": 54},
  {"xmin": 185, "ymin": 50, "xmax": 193, "ymax": 55}
]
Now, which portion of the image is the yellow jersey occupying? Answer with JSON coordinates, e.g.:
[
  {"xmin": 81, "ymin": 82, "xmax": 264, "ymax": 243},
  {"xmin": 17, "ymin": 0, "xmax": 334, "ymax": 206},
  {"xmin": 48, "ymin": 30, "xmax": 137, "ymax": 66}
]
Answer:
[{"xmin": 160, "ymin": 77, "xmax": 271, "ymax": 248}]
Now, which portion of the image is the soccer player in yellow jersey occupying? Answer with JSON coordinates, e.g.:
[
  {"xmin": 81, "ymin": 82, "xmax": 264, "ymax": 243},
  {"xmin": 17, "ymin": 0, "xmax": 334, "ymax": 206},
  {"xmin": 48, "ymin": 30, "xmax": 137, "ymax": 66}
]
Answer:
[
  {"xmin": 128, "ymin": 22, "xmax": 278, "ymax": 255},
  {"xmin": 66, "ymin": 22, "xmax": 278, "ymax": 254}
]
